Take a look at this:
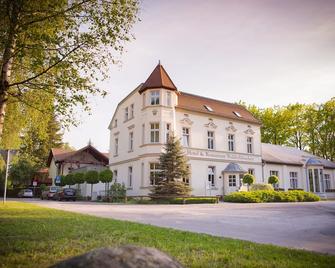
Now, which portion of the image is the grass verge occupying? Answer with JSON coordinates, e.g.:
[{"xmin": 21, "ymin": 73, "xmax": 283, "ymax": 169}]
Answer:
[{"xmin": 0, "ymin": 201, "xmax": 334, "ymax": 268}]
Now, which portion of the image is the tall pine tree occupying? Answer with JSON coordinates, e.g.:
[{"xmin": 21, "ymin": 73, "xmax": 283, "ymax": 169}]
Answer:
[{"xmin": 150, "ymin": 135, "xmax": 191, "ymax": 197}]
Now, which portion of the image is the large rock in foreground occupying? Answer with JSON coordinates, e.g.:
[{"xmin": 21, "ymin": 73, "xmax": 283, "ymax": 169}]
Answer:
[{"xmin": 50, "ymin": 245, "xmax": 184, "ymax": 268}]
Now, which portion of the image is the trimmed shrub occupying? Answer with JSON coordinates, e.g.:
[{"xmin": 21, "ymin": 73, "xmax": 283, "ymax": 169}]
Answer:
[
  {"xmin": 268, "ymin": 175, "xmax": 279, "ymax": 185},
  {"xmin": 242, "ymin": 174, "xmax": 255, "ymax": 186},
  {"xmin": 171, "ymin": 197, "xmax": 218, "ymax": 204},
  {"xmin": 224, "ymin": 190, "xmax": 320, "ymax": 203},
  {"xmin": 250, "ymin": 183, "xmax": 274, "ymax": 191}
]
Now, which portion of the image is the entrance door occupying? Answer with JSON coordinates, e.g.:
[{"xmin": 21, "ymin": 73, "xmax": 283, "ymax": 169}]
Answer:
[{"xmin": 227, "ymin": 174, "xmax": 239, "ymax": 194}]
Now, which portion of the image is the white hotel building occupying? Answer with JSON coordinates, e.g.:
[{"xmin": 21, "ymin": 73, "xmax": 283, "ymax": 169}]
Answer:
[{"xmin": 108, "ymin": 64, "xmax": 335, "ymax": 198}]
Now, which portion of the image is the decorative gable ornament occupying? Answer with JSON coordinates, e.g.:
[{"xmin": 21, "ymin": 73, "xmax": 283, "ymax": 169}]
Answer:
[
  {"xmin": 225, "ymin": 122, "xmax": 237, "ymax": 132},
  {"xmin": 244, "ymin": 127, "xmax": 255, "ymax": 135},
  {"xmin": 204, "ymin": 121, "xmax": 217, "ymax": 129},
  {"xmin": 180, "ymin": 117, "xmax": 193, "ymax": 125}
]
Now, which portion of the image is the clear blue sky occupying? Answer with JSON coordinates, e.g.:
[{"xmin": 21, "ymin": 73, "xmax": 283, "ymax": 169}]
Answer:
[{"xmin": 64, "ymin": 0, "xmax": 335, "ymax": 152}]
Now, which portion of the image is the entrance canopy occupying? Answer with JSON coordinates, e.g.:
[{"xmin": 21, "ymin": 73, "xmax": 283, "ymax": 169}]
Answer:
[{"xmin": 223, "ymin": 162, "xmax": 246, "ymax": 173}]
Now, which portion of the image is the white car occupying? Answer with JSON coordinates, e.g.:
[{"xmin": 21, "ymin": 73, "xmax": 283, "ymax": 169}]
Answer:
[{"xmin": 18, "ymin": 189, "xmax": 34, "ymax": 198}]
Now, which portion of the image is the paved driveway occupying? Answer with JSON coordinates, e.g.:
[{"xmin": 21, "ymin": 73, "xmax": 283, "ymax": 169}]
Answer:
[{"xmin": 19, "ymin": 199, "xmax": 335, "ymax": 255}]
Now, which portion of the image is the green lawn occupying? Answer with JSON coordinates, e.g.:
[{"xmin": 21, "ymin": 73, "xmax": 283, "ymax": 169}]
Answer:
[{"xmin": 0, "ymin": 202, "xmax": 334, "ymax": 268}]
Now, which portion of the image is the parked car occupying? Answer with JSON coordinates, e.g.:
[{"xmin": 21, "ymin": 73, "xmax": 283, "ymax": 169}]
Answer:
[
  {"xmin": 18, "ymin": 189, "xmax": 33, "ymax": 198},
  {"xmin": 41, "ymin": 186, "xmax": 60, "ymax": 200},
  {"xmin": 53, "ymin": 188, "xmax": 76, "ymax": 201}
]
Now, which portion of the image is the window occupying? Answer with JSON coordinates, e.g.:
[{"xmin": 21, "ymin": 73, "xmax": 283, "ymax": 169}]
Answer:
[
  {"xmin": 124, "ymin": 107, "xmax": 129, "ymax": 121},
  {"xmin": 207, "ymin": 131, "xmax": 214, "ymax": 150},
  {"xmin": 182, "ymin": 127, "xmax": 190, "ymax": 147},
  {"xmin": 247, "ymin": 137, "xmax": 253, "ymax": 154},
  {"xmin": 130, "ymin": 104, "xmax": 134, "ymax": 118},
  {"xmin": 150, "ymin": 90, "xmax": 160, "ymax": 105},
  {"xmin": 208, "ymin": 166, "xmax": 215, "ymax": 187},
  {"xmin": 248, "ymin": 168, "xmax": 254, "ymax": 175},
  {"xmin": 204, "ymin": 105, "xmax": 213, "ymax": 112},
  {"xmin": 129, "ymin": 132, "xmax": 134, "ymax": 151},
  {"xmin": 314, "ymin": 169, "xmax": 320, "ymax": 192},
  {"xmin": 114, "ymin": 137, "xmax": 119, "ymax": 155},
  {"xmin": 149, "ymin": 163, "xmax": 160, "ymax": 185},
  {"xmin": 142, "ymin": 93, "xmax": 146, "ymax": 107},
  {"xmin": 128, "ymin": 167, "xmax": 133, "ymax": 187},
  {"xmin": 166, "ymin": 123, "xmax": 171, "ymax": 143},
  {"xmin": 166, "ymin": 91, "xmax": 171, "ymax": 106},
  {"xmin": 113, "ymin": 170, "xmax": 118, "ymax": 182},
  {"xmin": 182, "ymin": 165, "xmax": 191, "ymax": 185},
  {"xmin": 142, "ymin": 124, "xmax": 145, "ymax": 144},
  {"xmin": 150, "ymin": 123, "xmax": 160, "ymax": 143},
  {"xmin": 324, "ymin": 174, "xmax": 331, "ymax": 190},
  {"xmin": 233, "ymin": 111, "xmax": 242, "ymax": 118},
  {"xmin": 229, "ymin": 174, "xmax": 237, "ymax": 187},
  {"xmin": 270, "ymin": 170, "xmax": 279, "ymax": 188},
  {"xmin": 114, "ymin": 119, "xmax": 117, "ymax": 128},
  {"xmin": 308, "ymin": 169, "xmax": 314, "ymax": 192},
  {"xmin": 289, "ymin": 172, "xmax": 298, "ymax": 189},
  {"xmin": 228, "ymin": 134, "xmax": 234, "ymax": 151}
]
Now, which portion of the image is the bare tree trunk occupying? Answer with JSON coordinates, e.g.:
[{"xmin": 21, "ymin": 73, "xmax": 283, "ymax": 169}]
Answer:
[{"xmin": 0, "ymin": 1, "xmax": 21, "ymax": 138}]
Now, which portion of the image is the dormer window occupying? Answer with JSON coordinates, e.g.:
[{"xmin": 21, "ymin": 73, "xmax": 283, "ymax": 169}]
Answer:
[
  {"xmin": 204, "ymin": 105, "xmax": 213, "ymax": 112},
  {"xmin": 233, "ymin": 111, "xmax": 242, "ymax": 118},
  {"xmin": 150, "ymin": 91, "xmax": 160, "ymax": 105}
]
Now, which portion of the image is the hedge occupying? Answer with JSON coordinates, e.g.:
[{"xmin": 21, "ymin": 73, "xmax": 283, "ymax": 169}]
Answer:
[
  {"xmin": 223, "ymin": 190, "xmax": 320, "ymax": 203},
  {"xmin": 170, "ymin": 197, "xmax": 218, "ymax": 204},
  {"xmin": 250, "ymin": 183, "xmax": 274, "ymax": 191}
]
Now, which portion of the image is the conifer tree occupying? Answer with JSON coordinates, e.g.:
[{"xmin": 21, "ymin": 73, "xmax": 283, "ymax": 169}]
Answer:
[{"xmin": 150, "ymin": 135, "xmax": 191, "ymax": 197}]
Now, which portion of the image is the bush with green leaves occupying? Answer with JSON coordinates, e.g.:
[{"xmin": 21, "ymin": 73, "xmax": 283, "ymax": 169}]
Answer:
[
  {"xmin": 242, "ymin": 173, "xmax": 255, "ymax": 190},
  {"xmin": 268, "ymin": 175, "xmax": 279, "ymax": 185},
  {"xmin": 250, "ymin": 183, "xmax": 274, "ymax": 191},
  {"xmin": 170, "ymin": 197, "xmax": 218, "ymax": 204},
  {"xmin": 224, "ymin": 190, "xmax": 320, "ymax": 203},
  {"xmin": 109, "ymin": 182, "xmax": 126, "ymax": 202}
]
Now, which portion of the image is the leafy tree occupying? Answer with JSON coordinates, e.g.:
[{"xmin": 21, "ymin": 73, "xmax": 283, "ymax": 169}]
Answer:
[
  {"xmin": 64, "ymin": 173, "xmax": 76, "ymax": 188},
  {"xmin": 8, "ymin": 159, "xmax": 37, "ymax": 187},
  {"xmin": 151, "ymin": 135, "xmax": 191, "ymax": 197},
  {"xmin": 99, "ymin": 169, "xmax": 113, "ymax": 200},
  {"xmin": 268, "ymin": 175, "xmax": 279, "ymax": 187},
  {"xmin": 0, "ymin": 0, "xmax": 139, "ymax": 138},
  {"xmin": 242, "ymin": 174, "xmax": 255, "ymax": 191},
  {"xmin": 58, "ymin": 175, "xmax": 67, "ymax": 187},
  {"xmin": 84, "ymin": 170, "xmax": 99, "ymax": 199},
  {"xmin": 73, "ymin": 172, "xmax": 85, "ymax": 193}
]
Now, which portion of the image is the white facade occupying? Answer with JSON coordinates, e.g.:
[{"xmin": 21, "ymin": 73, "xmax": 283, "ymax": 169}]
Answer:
[{"xmin": 108, "ymin": 65, "xmax": 335, "ymax": 198}]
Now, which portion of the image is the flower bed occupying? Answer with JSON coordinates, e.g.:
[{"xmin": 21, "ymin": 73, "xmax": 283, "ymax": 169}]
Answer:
[{"xmin": 223, "ymin": 190, "xmax": 320, "ymax": 203}]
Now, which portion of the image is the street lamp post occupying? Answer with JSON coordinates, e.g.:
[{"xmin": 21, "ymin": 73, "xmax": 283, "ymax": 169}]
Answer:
[{"xmin": 1, "ymin": 149, "xmax": 18, "ymax": 204}]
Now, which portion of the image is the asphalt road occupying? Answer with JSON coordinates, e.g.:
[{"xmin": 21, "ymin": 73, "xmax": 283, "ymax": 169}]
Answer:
[{"xmin": 16, "ymin": 199, "xmax": 335, "ymax": 255}]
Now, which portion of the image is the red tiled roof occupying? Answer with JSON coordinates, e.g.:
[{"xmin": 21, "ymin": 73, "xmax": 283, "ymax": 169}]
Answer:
[
  {"xmin": 139, "ymin": 63, "xmax": 178, "ymax": 93},
  {"xmin": 177, "ymin": 92, "xmax": 261, "ymax": 125}
]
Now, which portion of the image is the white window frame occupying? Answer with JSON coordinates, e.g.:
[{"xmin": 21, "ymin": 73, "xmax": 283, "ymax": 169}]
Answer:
[
  {"xmin": 229, "ymin": 174, "xmax": 237, "ymax": 187},
  {"xmin": 166, "ymin": 123, "xmax": 171, "ymax": 143},
  {"xmin": 129, "ymin": 131, "xmax": 134, "ymax": 152},
  {"xmin": 289, "ymin": 171, "xmax": 298, "ymax": 189},
  {"xmin": 324, "ymin": 174, "xmax": 331, "ymax": 190},
  {"xmin": 248, "ymin": 168, "xmax": 254, "ymax": 175},
  {"xmin": 270, "ymin": 170, "xmax": 279, "ymax": 188},
  {"xmin": 150, "ymin": 90, "xmax": 160, "ymax": 105},
  {"xmin": 149, "ymin": 163, "xmax": 160, "ymax": 186},
  {"xmin": 150, "ymin": 123, "xmax": 160, "ymax": 143},
  {"xmin": 166, "ymin": 91, "xmax": 171, "ymax": 106},
  {"xmin": 228, "ymin": 134, "xmax": 234, "ymax": 152},
  {"xmin": 128, "ymin": 166, "xmax": 133, "ymax": 188},
  {"xmin": 247, "ymin": 136, "xmax": 253, "ymax": 154},
  {"xmin": 130, "ymin": 103, "xmax": 134, "ymax": 119},
  {"xmin": 207, "ymin": 131, "xmax": 214, "ymax": 150},
  {"xmin": 124, "ymin": 107, "xmax": 129, "ymax": 121},
  {"xmin": 114, "ymin": 137, "xmax": 119, "ymax": 156},
  {"xmin": 208, "ymin": 166, "xmax": 215, "ymax": 187},
  {"xmin": 182, "ymin": 127, "xmax": 190, "ymax": 147}
]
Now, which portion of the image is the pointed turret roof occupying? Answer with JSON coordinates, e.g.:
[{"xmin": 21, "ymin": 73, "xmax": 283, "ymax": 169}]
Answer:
[{"xmin": 139, "ymin": 63, "xmax": 178, "ymax": 94}]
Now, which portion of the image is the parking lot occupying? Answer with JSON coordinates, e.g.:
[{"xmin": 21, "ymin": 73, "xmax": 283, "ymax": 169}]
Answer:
[{"xmin": 18, "ymin": 198, "xmax": 335, "ymax": 255}]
